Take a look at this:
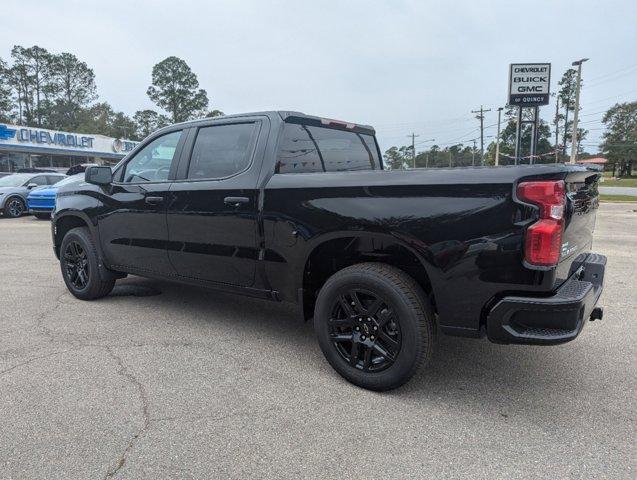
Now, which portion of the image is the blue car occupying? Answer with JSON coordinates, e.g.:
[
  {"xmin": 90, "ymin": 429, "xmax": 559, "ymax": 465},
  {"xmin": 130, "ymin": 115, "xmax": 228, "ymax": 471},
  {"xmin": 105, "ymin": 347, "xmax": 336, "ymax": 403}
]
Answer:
[{"xmin": 27, "ymin": 174, "xmax": 84, "ymax": 219}]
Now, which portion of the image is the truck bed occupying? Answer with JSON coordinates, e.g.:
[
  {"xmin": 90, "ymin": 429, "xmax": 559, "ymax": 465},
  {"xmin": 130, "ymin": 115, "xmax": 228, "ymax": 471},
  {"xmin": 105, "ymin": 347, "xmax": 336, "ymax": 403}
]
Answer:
[{"xmin": 263, "ymin": 163, "xmax": 601, "ymax": 336}]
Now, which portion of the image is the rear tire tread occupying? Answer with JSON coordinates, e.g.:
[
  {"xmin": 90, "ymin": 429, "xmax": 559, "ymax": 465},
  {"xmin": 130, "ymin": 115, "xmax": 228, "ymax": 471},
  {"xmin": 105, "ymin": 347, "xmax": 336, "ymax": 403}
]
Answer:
[{"xmin": 315, "ymin": 262, "xmax": 435, "ymax": 391}]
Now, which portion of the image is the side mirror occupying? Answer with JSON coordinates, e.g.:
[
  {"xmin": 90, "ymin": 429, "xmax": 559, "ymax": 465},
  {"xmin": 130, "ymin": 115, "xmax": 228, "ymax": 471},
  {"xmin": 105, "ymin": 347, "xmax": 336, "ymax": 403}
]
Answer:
[
  {"xmin": 85, "ymin": 166, "xmax": 112, "ymax": 186},
  {"xmin": 27, "ymin": 183, "xmax": 38, "ymax": 189}
]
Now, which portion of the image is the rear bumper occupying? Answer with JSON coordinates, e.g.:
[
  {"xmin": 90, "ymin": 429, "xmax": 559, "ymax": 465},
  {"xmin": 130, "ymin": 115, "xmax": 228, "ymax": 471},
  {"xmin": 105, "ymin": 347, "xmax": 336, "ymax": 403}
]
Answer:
[{"xmin": 487, "ymin": 253, "xmax": 606, "ymax": 345}]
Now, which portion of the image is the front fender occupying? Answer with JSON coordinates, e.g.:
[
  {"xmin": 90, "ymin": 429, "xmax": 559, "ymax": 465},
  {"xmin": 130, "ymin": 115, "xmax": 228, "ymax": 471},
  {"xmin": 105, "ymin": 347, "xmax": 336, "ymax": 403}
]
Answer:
[{"xmin": 0, "ymin": 191, "xmax": 27, "ymax": 209}]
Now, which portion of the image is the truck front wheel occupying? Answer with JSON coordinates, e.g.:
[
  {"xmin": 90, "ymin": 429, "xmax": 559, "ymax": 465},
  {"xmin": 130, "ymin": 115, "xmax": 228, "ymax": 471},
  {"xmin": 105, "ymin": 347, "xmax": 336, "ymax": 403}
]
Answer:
[
  {"xmin": 314, "ymin": 263, "xmax": 435, "ymax": 391},
  {"xmin": 60, "ymin": 227, "xmax": 115, "ymax": 300}
]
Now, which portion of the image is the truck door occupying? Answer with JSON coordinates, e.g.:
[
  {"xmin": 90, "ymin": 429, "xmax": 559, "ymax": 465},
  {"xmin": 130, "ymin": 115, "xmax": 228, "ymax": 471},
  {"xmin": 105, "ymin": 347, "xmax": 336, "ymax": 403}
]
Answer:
[
  {"xmin": 99, "ymin": 129, "xmax": 186, "ymax": 275},
  {"xmin": 166, "ymin": 118, "xmax": 266, "ymax": 287}
]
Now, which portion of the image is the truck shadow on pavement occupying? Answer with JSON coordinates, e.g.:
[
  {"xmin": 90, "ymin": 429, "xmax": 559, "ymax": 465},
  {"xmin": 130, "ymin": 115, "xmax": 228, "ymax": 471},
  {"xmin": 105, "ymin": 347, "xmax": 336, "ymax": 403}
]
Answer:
[{"xmin": 101, "ymin": 276, "xmax": 595, "ymax": 413}]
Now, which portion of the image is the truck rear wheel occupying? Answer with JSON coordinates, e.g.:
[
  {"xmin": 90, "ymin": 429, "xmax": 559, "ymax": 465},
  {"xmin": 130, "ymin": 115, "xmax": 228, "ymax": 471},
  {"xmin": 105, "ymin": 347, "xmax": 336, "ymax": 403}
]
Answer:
[
  {"xmin": 314, "ymin": 263, "xmax": 435, "ymax": 391},
  {"xmin": 60, "ymin": 227, "xmax": 115, "ymax": 300}
]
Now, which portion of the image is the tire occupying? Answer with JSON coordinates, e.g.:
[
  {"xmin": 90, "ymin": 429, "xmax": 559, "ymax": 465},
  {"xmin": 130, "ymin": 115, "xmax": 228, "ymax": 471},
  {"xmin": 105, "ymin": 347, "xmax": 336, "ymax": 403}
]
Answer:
[
  {"xmin": 4, "ymin": 196, "xmax": 25, "ymax": 218},
  {"xmin": 34, "ymin": 212, "xmax": 51, "ymax": 220},
  {"xmin": 60, "ymin": 227, "xmax": 115, "ymax": 300},
  {"xmin": 314, "ymin": 263, "xmax": 435, "ymax": 391}
]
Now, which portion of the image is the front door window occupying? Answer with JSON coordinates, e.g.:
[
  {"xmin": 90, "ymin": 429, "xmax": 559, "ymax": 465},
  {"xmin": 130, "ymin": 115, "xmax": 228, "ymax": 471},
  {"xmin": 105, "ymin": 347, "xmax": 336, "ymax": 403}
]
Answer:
[{"xmin": 121, "ymin": 131, "xmax": 182, "ymax": 183}]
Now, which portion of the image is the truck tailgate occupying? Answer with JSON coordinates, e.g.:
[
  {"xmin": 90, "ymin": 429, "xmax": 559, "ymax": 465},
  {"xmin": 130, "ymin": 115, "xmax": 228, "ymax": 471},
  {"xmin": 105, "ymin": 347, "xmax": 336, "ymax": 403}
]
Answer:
[{"xmin": 556, "ymin": 169, "xmax": 601, "ymax": 284}]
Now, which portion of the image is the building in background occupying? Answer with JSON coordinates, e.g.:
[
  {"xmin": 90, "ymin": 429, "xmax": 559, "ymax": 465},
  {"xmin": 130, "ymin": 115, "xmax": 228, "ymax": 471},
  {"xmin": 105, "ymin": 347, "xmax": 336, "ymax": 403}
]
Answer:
[{"xmin": 0, "ymin": 123, "xmax": 139, "ymax": 174}]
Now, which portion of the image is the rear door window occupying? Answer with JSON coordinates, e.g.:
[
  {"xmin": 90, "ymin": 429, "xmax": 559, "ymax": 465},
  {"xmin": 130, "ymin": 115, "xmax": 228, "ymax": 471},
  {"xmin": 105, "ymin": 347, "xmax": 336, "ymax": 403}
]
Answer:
[
  {"xmin": 187, "ymin": 123, "xmax": 258, "ymax": 179},
  {"xmin": 29, "ymin": 175, "xmax": 48, "ymax": 186},
  {"xmin": 276, "ymin": 123, "xmax": 379, "ymax": 173},
  {"xmin": 47, "ymin": 176, "xmax": 64, "ymax": 185}
]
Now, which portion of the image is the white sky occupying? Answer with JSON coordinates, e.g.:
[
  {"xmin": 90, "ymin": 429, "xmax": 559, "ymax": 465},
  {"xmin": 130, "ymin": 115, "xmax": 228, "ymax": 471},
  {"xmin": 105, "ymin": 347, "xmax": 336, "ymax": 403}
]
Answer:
[{"xmin": 2, "ymin": 0, "xmax": 636, "ymax": 153}]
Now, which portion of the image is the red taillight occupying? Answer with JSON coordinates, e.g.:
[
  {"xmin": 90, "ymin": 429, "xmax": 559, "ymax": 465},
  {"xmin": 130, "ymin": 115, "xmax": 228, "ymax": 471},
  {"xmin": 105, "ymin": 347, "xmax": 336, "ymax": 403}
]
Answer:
[
  {"xmin": 524, "ymin": 219, "xmax": 563, "ymax": 265},
  {"xmin": 517, "ymin": 180, "xmax": 566, "ymax": 266}
]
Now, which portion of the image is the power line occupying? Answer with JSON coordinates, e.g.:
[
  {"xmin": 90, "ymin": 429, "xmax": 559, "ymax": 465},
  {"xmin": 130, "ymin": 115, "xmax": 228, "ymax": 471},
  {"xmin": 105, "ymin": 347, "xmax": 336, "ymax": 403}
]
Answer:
[
  {"xmin": 586, "ymin": 64, "xmax": 637, "ymax": 83},
  {"xmin": 586, "ymin": 66, "xmax": 637, "ymax": 88},
  {"xmin": 580, "ymin": 89, "xmax": 637, "ymax": 108}
]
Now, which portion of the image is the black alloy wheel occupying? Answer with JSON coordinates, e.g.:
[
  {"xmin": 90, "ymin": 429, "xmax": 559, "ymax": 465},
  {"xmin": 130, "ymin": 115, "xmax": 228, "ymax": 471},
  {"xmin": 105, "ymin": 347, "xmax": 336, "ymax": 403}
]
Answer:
[
  {"xmin": 5, "ymin": 197, "xmax": 25, "ymax": 218},
  {"xmin": 63, "ymin": 241, "xmax": 90, "ymax": 290},
  {"xmin": 329, "ymin": 289, "xmax": 402, "ymax": 372},
  {"xmin": 59, "ymin": 227, "xmax": 116, "ymax": 300},
  {"xmin": 314, "ymin": 263, "xmax": 435, "ymax": 391}
]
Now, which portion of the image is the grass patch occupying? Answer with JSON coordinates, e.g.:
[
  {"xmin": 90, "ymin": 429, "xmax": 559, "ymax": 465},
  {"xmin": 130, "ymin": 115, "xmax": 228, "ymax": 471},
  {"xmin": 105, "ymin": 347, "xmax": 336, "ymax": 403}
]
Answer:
[
  {"xmin": 599, "ymin": 194, "xmax": 637, "ymax": 202},
  {"xmin": 600, "ymin": 175, "xmax": 637, "ymax": 188}
]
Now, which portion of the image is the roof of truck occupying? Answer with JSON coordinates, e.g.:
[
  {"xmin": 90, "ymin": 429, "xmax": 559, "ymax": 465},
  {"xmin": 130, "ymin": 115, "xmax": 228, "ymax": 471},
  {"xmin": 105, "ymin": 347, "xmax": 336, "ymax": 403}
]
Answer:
[{"xmin": 170, "ymin": 111, "xmax": 376, "ymax": 135}]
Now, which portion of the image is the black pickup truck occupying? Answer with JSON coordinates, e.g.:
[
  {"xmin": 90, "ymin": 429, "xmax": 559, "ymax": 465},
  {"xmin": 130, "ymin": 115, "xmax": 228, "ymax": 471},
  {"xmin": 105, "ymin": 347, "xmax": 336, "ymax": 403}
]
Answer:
[{"xmin": 52, "ymin": 111, "xmax": 606, "ymax": 390}]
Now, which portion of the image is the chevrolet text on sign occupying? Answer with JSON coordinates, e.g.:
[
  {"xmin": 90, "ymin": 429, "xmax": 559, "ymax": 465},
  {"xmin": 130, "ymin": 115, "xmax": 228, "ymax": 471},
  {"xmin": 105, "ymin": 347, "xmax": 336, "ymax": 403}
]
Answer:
[{"xmin": 508, "ymin": 63, "xmax": 551, "ymax": 106}]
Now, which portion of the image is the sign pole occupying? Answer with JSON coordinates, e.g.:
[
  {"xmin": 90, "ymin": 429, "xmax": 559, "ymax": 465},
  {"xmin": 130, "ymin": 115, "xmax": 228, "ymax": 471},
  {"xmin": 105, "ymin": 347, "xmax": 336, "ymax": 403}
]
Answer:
[
  {"xmin": 529, "ymin": 106, "xmax": 539, "ymax": 164},
  {"xmin": 514, "ymin": 107, "xmax": 522, "ymax": 165}
]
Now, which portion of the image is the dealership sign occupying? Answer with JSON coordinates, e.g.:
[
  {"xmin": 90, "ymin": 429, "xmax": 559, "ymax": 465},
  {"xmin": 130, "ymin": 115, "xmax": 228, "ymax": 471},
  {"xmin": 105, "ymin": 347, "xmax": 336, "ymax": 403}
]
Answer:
[
  {"xmin": 508, "ymin": 63, "xmax": 551, "ymax": 106},
  {"xmin": 0, "ymin": 123, "xmax": 138, "ymax": 156}
]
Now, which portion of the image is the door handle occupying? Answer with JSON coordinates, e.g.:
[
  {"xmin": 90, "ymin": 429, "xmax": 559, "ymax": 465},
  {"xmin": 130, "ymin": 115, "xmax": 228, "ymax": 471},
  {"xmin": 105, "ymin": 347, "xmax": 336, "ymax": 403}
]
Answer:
[
  {"xmin": 145, "ymin": 196, "xmax": 164, "ymax": 205},
  {"xmin": 224, "ymin": 196, "xmax": 250, "ymax": 207}
]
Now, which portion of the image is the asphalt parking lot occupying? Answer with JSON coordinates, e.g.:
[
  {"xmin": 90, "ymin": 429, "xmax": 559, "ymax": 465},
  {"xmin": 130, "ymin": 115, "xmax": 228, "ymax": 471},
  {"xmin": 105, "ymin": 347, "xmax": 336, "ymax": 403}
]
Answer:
[{"xmin": 0, "ymin": 203, "xmax": 635, "ymax": 479}]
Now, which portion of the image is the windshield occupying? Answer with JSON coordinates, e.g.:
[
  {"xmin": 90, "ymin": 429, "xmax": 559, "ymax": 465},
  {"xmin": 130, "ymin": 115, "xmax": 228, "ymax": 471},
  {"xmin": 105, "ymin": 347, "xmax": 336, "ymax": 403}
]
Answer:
[{"xmin": 0, "ymin": 174, "xmax": 33, "ymax": 187}]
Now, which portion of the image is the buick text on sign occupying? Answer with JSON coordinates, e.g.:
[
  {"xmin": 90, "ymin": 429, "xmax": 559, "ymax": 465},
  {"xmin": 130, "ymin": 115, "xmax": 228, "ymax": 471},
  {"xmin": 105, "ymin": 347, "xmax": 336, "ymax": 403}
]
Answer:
[{"xmin": 508, "ymin": 63, "xmax": 551, "ymax": 106}]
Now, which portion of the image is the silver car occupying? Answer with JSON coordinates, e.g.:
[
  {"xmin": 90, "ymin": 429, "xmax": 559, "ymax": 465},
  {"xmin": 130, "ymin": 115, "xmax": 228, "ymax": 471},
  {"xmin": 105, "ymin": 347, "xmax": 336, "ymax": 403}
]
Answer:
[{"xmin": 0, "ymin": 173, "xmax": 66, "ymax": 218}]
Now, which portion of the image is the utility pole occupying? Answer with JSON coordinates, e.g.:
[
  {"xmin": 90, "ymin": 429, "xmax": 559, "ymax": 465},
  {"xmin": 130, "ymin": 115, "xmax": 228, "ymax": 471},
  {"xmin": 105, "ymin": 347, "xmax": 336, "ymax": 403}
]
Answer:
[
  {"xmin": 570, "ymin": 58, "xmax": 589, "ymax": 163},
  {"xmin": 529, "ymin": 106, "xmax": 539, "ymax": 164},
  {"xmin": 554, "ymin": 96, "xmax": 560, "ymax": 163},
  {"xmin": 514, "ymin": 107, "xmax": 522, "ymax": 164},
  {"xmin": 562, "ymin": 97, "xmax": 569, "ymax": 158},
  {"xmin": 495, "ymin": 107, "xmax": 504, "ymax": 166},
  {"xmin": 407, "ymin": 133, "xmax": 419, "ymax": 168},
  {"xmin": 472, "ymin": 138, "xmax": 477, "ymax": 166},
  {"xmin": 471, "ymin": 105, "xmax": 491, "ymax": 165}
]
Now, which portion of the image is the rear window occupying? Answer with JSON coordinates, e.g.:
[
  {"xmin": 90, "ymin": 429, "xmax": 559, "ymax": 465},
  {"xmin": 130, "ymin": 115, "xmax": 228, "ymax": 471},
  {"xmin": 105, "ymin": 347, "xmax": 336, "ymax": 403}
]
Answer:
[{"xmin": 276, "ymin": 123, "xmax": 380, "ymax": 174}]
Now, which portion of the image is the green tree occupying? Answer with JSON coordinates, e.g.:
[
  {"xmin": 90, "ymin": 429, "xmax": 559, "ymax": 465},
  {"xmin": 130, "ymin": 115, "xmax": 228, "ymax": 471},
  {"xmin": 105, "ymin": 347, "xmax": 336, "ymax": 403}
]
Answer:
[
  {"xmin": 8, "ymin": 48, "xmax": 35, "ymax": 125},
  {"xmin": 8, "ymin": 46, "xmax": 54, "ymax": 127},
  {"xmin": 147, "ymin": 57, "xmax": 209, "ymax": 123},
  {"xmin": 110, "ymin": 111, "xmax": 137, "ymax": 140},
  {"xmin": 601, "ymin": 101, "xmax": 637, "ymax": 177},
  {"xmin": 76, "ymin": 102, "xmax": 114, "ymax": 134},
  {"xmin": 133, "ymin": 109, "xmax": 170, "ymax": 139},
  {"xmin": 47, "ymin": 52, "xmax": 97, "ymax": 130},
  {"xmin": 0, "ymin": 58, "xmax": 13, "ymax": 122},
  {"xmin": 383, "ymin": 146, "xmax": 410, "ymax": 169},
  {"xmin": 205, "ymin": 109, "xmax": 225, "ymax": 118},
  {"xmin": 484, "ymin": 112, "xmax": 554, "ymax": 165},
  {"xmin": 557, "ymin": 68, "xmax": 588, "ymax": 152},
  {"xmin": 76, "ymin": 102, "xmax": 137, "ymax": 139}
]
